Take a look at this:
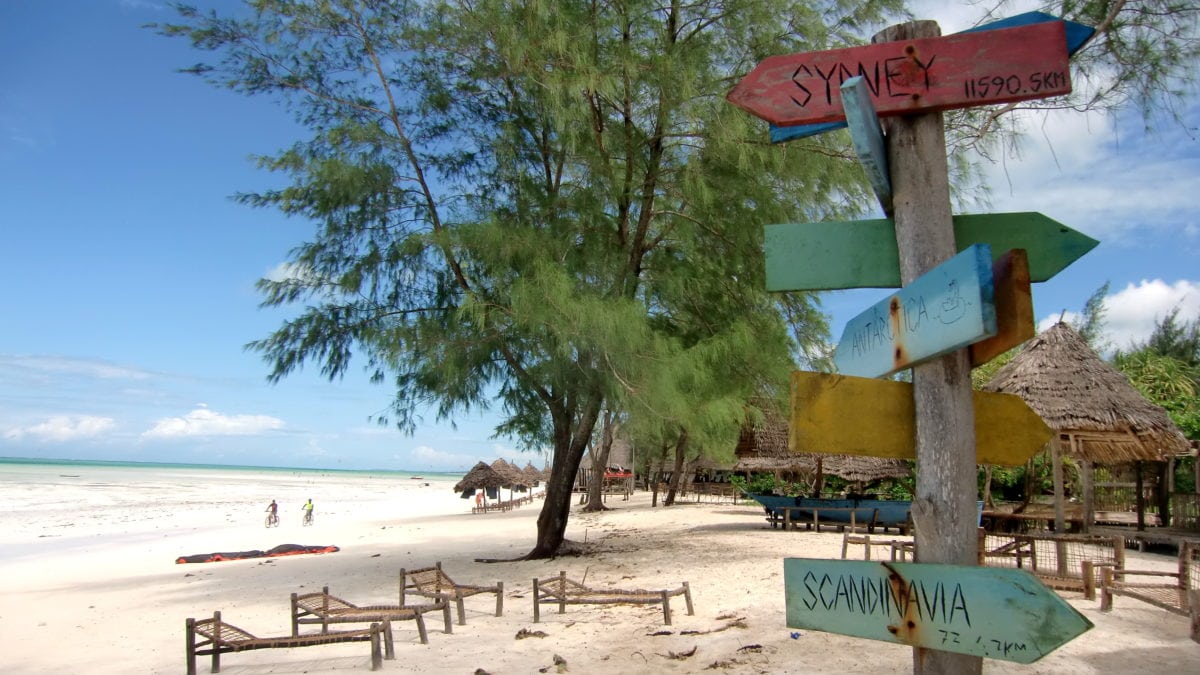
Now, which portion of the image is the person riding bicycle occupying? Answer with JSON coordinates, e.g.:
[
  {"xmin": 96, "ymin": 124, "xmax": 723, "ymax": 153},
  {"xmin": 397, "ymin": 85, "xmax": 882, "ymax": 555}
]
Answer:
[
  {"xmin": 301, "ymin": 498, "xmax": 314, "ymax": 522},
  {"xmin": 266, "ymin": 500, "xmax": 278, "ymax": 517}
]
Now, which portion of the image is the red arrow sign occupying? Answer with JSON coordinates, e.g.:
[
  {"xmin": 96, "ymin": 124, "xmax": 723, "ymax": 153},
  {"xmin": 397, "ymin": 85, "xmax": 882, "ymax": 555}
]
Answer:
[{"xmin": 728, "ymin": 21, "xmax": 1070, "ymax": 127}]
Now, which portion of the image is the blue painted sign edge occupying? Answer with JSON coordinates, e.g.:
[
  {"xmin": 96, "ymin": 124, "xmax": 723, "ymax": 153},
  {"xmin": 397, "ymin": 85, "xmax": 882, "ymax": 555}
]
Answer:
[{"xmin": 840, "ymin": 76, "xmax": 892, "ymax": 216}]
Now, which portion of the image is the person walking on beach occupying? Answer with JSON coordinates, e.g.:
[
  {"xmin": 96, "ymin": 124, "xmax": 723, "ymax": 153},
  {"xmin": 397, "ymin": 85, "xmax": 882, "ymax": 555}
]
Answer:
[{"xmin": 301, "ymin": 498, "xmax": 314, "ymax": 525}]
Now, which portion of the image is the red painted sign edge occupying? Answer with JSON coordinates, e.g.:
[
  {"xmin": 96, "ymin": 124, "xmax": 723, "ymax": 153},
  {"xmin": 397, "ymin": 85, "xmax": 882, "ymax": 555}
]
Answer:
[{"xmin": 728, "ymin": 21, "xmax": 1070, "ymax": 127}]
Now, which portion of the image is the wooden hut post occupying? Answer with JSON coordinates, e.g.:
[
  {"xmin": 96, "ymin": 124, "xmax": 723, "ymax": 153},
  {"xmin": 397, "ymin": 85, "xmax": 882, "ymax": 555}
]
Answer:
[
  {"xmin": 1051, "ymin": 437, "xmax": 1066, "ymax": 534},
  {"xmin": 1135, "ymin": 461, "xmax": 1146, "ymax": 531},
  {"xmin": 1079, "ymin": 456, "xmax": 1094, "ymax": 534}
]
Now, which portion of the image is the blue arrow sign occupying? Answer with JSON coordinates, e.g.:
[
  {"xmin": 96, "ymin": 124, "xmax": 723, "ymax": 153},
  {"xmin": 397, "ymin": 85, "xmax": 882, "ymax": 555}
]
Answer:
[
  {"xmin": 770, "ymin": 12, "xmax": 1096, "ymax": 143},
  {"xmin": 840, "ymin": 76, "xmax": 892, "ymax": 216},
  {"xmin": 784, "ymin": 558, "xmax": 1093, "ymax": 663},
  {"xmin": 834, "ymin": 244, "xmax": 997, "ymax": 378}
]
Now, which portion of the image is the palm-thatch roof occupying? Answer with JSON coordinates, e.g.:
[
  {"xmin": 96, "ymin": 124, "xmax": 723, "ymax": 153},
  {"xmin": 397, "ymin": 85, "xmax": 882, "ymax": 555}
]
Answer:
[
  {"xmin": 521, "ymin": 462, "xmax": 542, "ymax": 486},
  {"xmin": 733, "ymin": 410, "xmax": 911, "ymax": 482},
  {"xmin": 453, "ymin": 461, "xmax": 508, "ymax": 492},
  {"xmin": 490, "ymin": 458, "xmax": 529, "ymax": 487},
  {"xmin": 982, "ymin": 322, "xmax": 1190, "ymax": 464}
]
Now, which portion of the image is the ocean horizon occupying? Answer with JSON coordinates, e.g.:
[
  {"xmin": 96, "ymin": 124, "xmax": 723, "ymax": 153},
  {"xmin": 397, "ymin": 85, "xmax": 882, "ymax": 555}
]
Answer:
[{"xmin": 0, "ymin": 455, "xmax": 465, "ymax": 480}]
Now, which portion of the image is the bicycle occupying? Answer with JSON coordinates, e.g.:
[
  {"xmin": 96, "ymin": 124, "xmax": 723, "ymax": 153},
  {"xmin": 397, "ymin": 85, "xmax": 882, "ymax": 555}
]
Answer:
[
  {"xmin": 302, "ymin": 510, "xmax": 314, "ymax": 526},
  {"xmin": 264, "ymin": 512, "xmax": 280, "ymax": 528}
]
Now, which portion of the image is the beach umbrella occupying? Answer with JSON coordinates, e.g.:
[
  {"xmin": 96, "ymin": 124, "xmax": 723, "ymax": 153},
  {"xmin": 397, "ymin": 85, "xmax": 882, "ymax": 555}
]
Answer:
[
  {"xmin": 522, "ymin": 462, "xmax": 542, "ymax": 488},
  {"xmin": 453, "ymin": 462, "xmax": 507, "ymax": 498}
]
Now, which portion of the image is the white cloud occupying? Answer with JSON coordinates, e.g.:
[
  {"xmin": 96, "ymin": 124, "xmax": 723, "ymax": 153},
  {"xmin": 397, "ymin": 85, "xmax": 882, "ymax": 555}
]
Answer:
[
  {"xmin": 0, "ymin": 354, "xmax": 151, "ymax": 380},
  {"xmin": 1037, "ymin": 279, "xmax": 1200, "ymax": 352},
  {"xmin": 4, "ymin": 415, "xmax": 116, "ymax": 442},
  {"xmin": 142, "ymin": 404, "xmax": 284, "ymax": 438},
  {"xmin": 1104, "ymin": 279, "xmax": 1200, "ymax": 351},
  {"xmin": 411, "ymin": 445, "xmax": 476, "ymax": 467}
]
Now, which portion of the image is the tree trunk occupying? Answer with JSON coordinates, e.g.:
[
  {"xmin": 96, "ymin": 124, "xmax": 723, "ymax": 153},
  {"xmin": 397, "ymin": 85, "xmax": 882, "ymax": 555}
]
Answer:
[
  {"xmin": 651, "ymin": 442, "xmax": 669, "ymax": 507},
  {"xmin": 583, "ymin": 411, "xmax": 616, "ymax": 512},
  {"xmin": 982, "ymin": 465, "xmax": 994, "ymax": 509},
  {"xmin": 663, "ymin": 429, "xmax": 689, "ymax": 507},
  {"xmin": 525, "ymin": 396, "xmax": 603, "ymax": 559}
]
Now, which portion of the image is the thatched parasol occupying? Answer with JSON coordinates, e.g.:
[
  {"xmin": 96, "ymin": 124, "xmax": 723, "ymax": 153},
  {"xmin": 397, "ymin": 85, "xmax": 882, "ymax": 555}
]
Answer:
[
  {"xmin": 983, "ymin": 322, "xmax": 1191, "ymax": 531},
  {"xmin": 521, "ymin": 462, "xmax": 542, "ymax": 487},
  {"xmin": 983, "ymin": 322, "xmax": 1190, "ymax": 464},
  {"xmin": 453, "ymin": 461, "xmax": 508, "ymax": 493},
  {"xmin": 491, "ymin": 458, "xmax": 529, "ymax": 488}
]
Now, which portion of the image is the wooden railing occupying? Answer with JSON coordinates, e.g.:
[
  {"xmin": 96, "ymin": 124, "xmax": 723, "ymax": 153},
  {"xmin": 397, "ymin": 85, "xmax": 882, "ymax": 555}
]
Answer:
[{"xmin": 1170, "ymin": 493, "xmax": 1200, "ymax": 531}]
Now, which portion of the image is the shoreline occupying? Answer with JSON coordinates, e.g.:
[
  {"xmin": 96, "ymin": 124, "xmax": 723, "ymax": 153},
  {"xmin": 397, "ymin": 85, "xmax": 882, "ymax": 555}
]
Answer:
[{"xmin": 2, "ymin": 467, "xmax": 1198, "ymax": 673}]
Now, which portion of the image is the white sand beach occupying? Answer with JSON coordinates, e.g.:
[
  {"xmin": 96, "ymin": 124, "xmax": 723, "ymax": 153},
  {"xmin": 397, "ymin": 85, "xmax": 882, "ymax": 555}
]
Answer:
[{"xmin": 1, "ymin": 463, "xmax": 1197, "ymax": 674}]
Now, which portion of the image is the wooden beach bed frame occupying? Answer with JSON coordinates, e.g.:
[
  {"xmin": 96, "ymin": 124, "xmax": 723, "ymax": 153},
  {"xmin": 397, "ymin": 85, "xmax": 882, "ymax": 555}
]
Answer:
[
  {"xmin": 291, "ymin": 586, "xmax": 452, "ymax": 644},
  {"xmin": 532, "ymin": 571, "xmax": 693, "ymax": 625},
  {"xmin": 1100, "ymin": 541, "xmax": 1199, "ymax": 617},
  {"xmin": 399, "ymin": 562, "xmax": 504, "ymax": 626},
  {"xmin": 186, "ymin": 610, "xmax": 390, "ymax": 674}
]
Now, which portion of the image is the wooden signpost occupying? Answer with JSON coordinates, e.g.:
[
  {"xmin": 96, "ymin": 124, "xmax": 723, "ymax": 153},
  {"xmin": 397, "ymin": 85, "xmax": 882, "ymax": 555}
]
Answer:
[
  {"xmin": 730, "ymin": 14, "xmax": 1097, "ymax": 673},
  {"xmin": 789, "ymin": 371, "xmax": 1052, "ymax": 466},
  {"xmin": 727, "ymin": 21, "xmax": 1070, "ymax": 128},
  {"xmin": 784, "ymin": 559, "xmax": 1093, "ymax": 663},
  {"xmin": 764, "ymin": 213, "xmax": 1097, "ymax": 291},
  {"xmin": 833, "ymin": 244, "xmax": 997, "ymax": 378}
]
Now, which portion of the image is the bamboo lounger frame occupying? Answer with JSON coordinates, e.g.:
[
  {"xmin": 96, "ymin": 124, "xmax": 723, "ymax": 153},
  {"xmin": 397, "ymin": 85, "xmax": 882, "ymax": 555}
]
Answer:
[
  {"xmin": 291, "ymin": 586, "xmax": 452, "ymax": 644},
  {"xmin": 399, "ymin": 561, "xmax": 504, "ymax": 626},
  {"xmin": 185, "ymin": 610, "xmax": 390, "ymax": 675},
  {"xmin": 533, "ymin": 571, "xmax": 694, "ymax": 625}
]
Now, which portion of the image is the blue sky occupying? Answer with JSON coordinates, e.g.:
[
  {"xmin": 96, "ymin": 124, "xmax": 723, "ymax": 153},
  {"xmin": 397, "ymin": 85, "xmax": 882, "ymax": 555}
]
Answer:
[{"xmin": 1, "ymin": 1, "xmax": 1197, "ymax": 471}]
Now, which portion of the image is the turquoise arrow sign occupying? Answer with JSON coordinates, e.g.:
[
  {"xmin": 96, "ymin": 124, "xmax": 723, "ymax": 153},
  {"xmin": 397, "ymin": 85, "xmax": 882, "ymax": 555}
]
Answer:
[
  {"xmin": 834, "ymin": 244, "xmax": 996, "ymax": 378},
  {"xmin": 841, "ymin": 76, "xmax": 891, "ymax": 217},
  {"xmin": 764, "ymin": 212, "xmax": 1097, "ymax": 291},
  {"xmin": 784, "ymin": 558, "xmax": 1093, "ymax": 663}
]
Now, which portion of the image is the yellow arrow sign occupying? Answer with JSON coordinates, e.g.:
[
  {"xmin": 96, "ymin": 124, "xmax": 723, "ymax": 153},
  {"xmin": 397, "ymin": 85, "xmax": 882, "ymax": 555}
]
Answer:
[{"xmin": 790, "ymin": 371, "xmax": 1051, "ymax": 466}]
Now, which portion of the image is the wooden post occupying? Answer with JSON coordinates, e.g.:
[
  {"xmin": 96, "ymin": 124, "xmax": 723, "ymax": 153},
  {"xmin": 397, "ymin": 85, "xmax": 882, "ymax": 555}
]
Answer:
[
  {"xmin": 1190, "ymin": 589, "xmax": 1200, "ymax": 644},
  {"xmin": 874, "ymin": 19, "xmax": 981, "ymax": 675},
  {"xmin": 1136, "ymin": 461, "xmax": 1146, "ymax": 531},
  {"xmin": 1051, "ymin": 437, "xmax": 1066, "ymax": 534},
  {"xmin": 1080, "ymin": 458, "xmax": 1094, "ymax": 534}
]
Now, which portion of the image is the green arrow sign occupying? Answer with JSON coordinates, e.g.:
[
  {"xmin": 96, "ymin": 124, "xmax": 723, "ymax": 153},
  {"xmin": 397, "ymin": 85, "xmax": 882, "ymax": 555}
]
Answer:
[
  {"xmin": 765, "ymin": 212, "xmax": 1097, "ymax": 291},
  {"xmin": 784, "ymin": 558, "xmax": 1093, "ymax": 663}
]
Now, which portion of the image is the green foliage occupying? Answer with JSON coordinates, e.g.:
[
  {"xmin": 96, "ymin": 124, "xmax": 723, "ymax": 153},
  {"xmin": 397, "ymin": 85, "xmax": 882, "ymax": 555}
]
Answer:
[
  {"xmin": 1115, "ymin": 350, "xmax": 1200, "ymax": 439},
  {"xmin": 1071, "ymin": 281, "xmax": 1111, "ymax": 353}
]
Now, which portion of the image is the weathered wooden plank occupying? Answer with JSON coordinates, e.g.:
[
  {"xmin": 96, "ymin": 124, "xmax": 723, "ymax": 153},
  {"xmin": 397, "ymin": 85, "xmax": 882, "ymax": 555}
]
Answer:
[
  {"xmin": 788, "ymin": 371, "xmax": 1052, "ymax": 466},
  {"xmin": 728, "ymin": 21, "xmax": 1070, "ymax": 127},
  {"xmin": 763, "ymin": 212, "xmax": 1097, "ymax": 291},
  {"xmin": 833, "ymin": 244, "xmax": 996, "ymax": 378},
  {"xmin": 840, "ymin": 76, "xmax": 892, "ymax": 216},
  {"xmin": 969, "ymin": 248, "xmax": 1034, "ymax": 367},
  {"xmin": 784, "ymin": 558, "xmax": 1093, "ymax": 663},
  {"xmin": 769, "ymin": 13, "xmax": 1095, "ymax": 143}
]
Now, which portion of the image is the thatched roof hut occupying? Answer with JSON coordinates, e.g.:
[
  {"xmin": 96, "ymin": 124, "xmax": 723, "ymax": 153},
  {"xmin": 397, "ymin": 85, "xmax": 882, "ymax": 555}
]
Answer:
[
  {"xmin": 983, "ymin": 322, "xmax": 1191, "ymax": 532},
  {"xmin": 733, "ymin": 410, "xmax": 911, "ymax": 483},
  {"xmin": 983, "ymin": 322, "xmax": 1190, "ymax": 463},
  {"xmin": 453, "ymin": 461, "xmax": 508, "ymax": 493}
]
